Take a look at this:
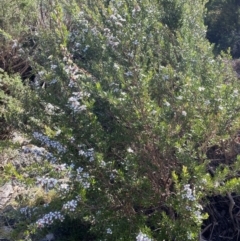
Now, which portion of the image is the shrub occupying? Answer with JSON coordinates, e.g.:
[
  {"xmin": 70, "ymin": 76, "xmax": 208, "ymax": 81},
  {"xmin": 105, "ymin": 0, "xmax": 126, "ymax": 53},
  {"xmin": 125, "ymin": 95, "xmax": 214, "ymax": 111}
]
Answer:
[{"xmin": 3, "ymin": 0, "xmax": 240, "ymax": 240}]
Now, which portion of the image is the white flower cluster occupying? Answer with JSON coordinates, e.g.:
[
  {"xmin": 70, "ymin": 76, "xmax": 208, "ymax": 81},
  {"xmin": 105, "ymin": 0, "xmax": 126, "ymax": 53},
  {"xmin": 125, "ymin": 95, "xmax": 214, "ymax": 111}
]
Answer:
[
  {"xmin": 136, "ymin": 232, "xmax": 152, "ymax": 241},
  {"xmin": 68, "ymin": 79, "xmax": 76, "ymax": 88},
  {"xmin": 103, "ymin": 28, "xmax": 120, "ymax": 48},
  {"xmin": 109, "ymin": 13, "xmax": 126, "ymax": 23},
  {"xmin": 20, "ymin": 206, "xmax": 32, "ymax": 217},
  {"xmin": 36, "ymin": 177, "xmax": 58, "ymax": 189},
  {"xmin": 62, "ymin": 199, "xmax": 78, "ymax": 212},
  {"xmin": 191, "ymin": 203, "xmax": 204, "ymax": 223},
  {"xmin": 36, "ymin": 211, "xmax": 64, "ymax": 228},
  {"xmin": 22, "ymin": 145, "xmax": 46, "ymax": 156},
  {"xmin": 59, "ymin": 183, "xmax": 69, "ymax": 191},
  {"xmin": 72, "ymin": 91, "xmax": 90, "ymax": 99},
  {"xmin": 91, "ymin": 26, "xmax": 99, "ymax": 36},
  {"xmin": 107, "ymin": 34, "xmax": 120, "ymax": 47},
  {"xmin": 33, "ymin": 132, "xmax": 66, "ymax": 154},
  {"xmin": 187, "ymin": 232, "xmax": 193, "ymax": 240},
  {"xmin": 54, "ymin": 163, "xmax": 67, "ymax": 172},
  {"xmin": 61, "ymin": 52, "xmax": 79, "ymax": 88},
  {"xmin": 110, "ymin": 173, "xmax": 115, "ymax": 180},
  {"xmin": 125, "ymin": 71, "xmax": 133, "ymax": 77},
  {"xmin": 22, "ymin": 145, "xmax": 57, "ymax": 163},
  {"xmin": 58, "ymin": 183, "xmax": 70, "ymax": 195},
  {"xmin": 106, "ymin": 228, "xmax": 112, "ymax": 234},
  {"xmin": 45, "ymin": 152, "xmax": 57, "ymax": 163},
  {"xmin": 193, "ymin": 210, "xmax": 202, "ymax": 221},
  {"xmin": 78, "ymin": 147, "xmax": 94, "ymax": 162},
  {"xmin": 182, "ymin": 184, "xmax": 196, "ymax": 201},
  {"xmin": 182, "ymin": 110, "xmax": 187, "ymax": 116},
  {"xmin": 76, "ymin": 167, "xmax": 90, "ymax": 189},
  {"xmin": 51, "ymin": 64, "xmax": 57, "ymax": 70},
  {"xmin": 68, "ymin": 96, "xmax": 87, "ymax": 113},
  {"xmin": 182, "ymin": 185, "xmax": 204, "ymax": 224}
]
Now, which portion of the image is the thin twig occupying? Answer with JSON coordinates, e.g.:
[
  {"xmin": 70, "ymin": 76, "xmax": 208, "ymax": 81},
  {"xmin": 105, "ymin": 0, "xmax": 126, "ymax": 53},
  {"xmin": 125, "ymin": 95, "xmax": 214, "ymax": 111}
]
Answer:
[{"xmin": 227, "ymin": 192, "xmax": 236, "ymax": 229}]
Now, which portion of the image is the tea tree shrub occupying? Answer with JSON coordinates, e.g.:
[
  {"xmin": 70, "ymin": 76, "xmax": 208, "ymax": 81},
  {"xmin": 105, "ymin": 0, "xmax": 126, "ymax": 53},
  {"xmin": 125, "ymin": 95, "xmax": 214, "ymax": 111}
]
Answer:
[{"xmin": 4, "ymin": 0, "xmax": 240, "ymax": 240}]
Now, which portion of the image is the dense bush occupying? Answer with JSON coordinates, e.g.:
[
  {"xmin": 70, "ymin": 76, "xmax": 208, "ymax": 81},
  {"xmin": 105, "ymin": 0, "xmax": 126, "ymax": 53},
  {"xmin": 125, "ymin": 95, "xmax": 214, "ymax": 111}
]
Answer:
[
  {"xmin": 1, "ymin": 0, "xmax": 240, "ymax": 240},
  {"xmin": 0, "ymin": 0, "xmax": 39, "ymax": 76}
]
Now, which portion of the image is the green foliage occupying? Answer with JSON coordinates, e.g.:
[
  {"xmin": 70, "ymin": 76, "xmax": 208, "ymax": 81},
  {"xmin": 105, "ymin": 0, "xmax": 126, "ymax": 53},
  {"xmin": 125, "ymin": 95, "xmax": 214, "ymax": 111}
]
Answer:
[
  {"xmin": 0, "ymin": 0, "xmax": 38, "ymax": 75},
  {"xmin": 0, "ymin": 69, "xmax": 25, "ymax": 141},
  {"xmin": 1, "ymin": 0, "xmax": 240, "ymax": 240}
]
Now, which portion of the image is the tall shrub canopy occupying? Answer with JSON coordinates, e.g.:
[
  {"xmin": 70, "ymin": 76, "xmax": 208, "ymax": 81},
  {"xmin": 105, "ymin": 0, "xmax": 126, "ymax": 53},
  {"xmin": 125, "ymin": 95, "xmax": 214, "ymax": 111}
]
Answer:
[{"xmin": 2, "ymin": 0, "xmax": 240, "ymax": 240}]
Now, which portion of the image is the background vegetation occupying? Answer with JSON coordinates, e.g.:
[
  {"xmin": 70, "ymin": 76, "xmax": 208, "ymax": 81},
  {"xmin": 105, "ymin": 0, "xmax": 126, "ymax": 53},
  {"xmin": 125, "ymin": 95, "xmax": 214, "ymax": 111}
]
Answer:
[{"xmin": 205, "ymin": 0, "xmax": 240, "ymax": 58}]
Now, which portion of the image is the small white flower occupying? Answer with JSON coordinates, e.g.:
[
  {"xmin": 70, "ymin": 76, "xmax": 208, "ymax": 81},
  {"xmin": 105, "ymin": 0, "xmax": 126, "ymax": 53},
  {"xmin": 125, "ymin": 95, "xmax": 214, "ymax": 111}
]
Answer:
[
  {"xmin": 164, "ymin": 101, "xmax": 170, "ymax": 107},
  {"xmin": 108, "ymin": 41, "xmax": 119, "ymax": 47},
  {"xmin": 201, "ymin": 178, "xmax": 207, "ymax": 184},
  {"xmin": 127, "ymin": 147, "xmax": 134, "ymax": 153},
  {"xmin": 100, "ymin": 160, "xmax": 106, "ymax": 167},
  {"xmin": 186, "ymin": 206, "xmax": 192, "ymax": 211},
  {"xmin": 163, "ymin": 75, "xmax": 169, "ymax": 80},
  {"xmin": 198, "ymin": 87, "xmax": 205, "ymax": 91},
  {"xmin": 79, "ymin": 150, "xmax": 85, "ymax": 156},
  {"xmin": 151, "ymin": 110, "xmax": 157, "ymax": 115},
  {"xmin": 182, "ymin": 184, "xmax": 196, "ymax": 201},
  {"xmin": 127, "ymin": 52, "xmax": 134, "ymax": 58},
  {"xmin": 55, "ymin": 129, "xmax": 61, "ymax": 136},
  {"xmin": 110, "ymin": 173, "xmax": 115, "ymax": 179},
  {"xmin": 106, "ymin": 228, "xmax": 112, "ymax": 234},
  {"xmin": 187, "ymin": 232, "xmax": 193, "ymax": 240},
  {"xmin": 104, "ymin": 28, "xmax": 111, "ymax": 33},
  {"xmin": 62, "ymin": 199, "xmax": 78, "ymax": 212},
  {"xmin": 38, "ymin": 71, "xmax": 45, "ymax": 76},
  {"xmin": 68, "ymin": 80, "xmax": 76, "ymax": 88},
  {"xmin": 136, "ymin": 232, "xmax": 152, "ymax": 241},
  {"xmin": 125, "ymin": 71, "xmax": 133, "ymax": 77},
  {"xmin": 51, "ymin": 65, "xmax": 57, "ymax": 70},
  {"xmin": 76, "ymin": 167, "xmax": 83, "ymax": 173},
  {"xmin": 218, "ymin": 106, "xmax": 224, "ymax": 110},
  {"xmin": 182, "ymin": 110, "xmax": 187, "ymax": 116},
  {"xmin": 49, "ymin": 79, "xmax": 57, "ymax": 84},
  {"xmin": 110, "ymin": 15, "xmax": 118, "ymax": 21},
  {"xmin": 60, "ymin": 183, "xmax": 69, "ymax": 190},
  {"xmin": 114, "ymin": 63, "xmax": 120, "ymax": 70},
  {"xmin": 204, "ymin": 100, "xmax": 210, "ymax": 105},
  {"xmin": 176, "ymin": 96, "xmax": 183, "ymax": 100},
  {"xmin": 133, "ymin": 40, "xmax": 139, "ymax": 45},
  {"xmin": 82, "ymin": 172, "xmax": 89, "ymax": 178},
  {"xmin": 83, "ymin": 45, "xmax": 89, "ymax": 52},
  {"xmin": 70, "ymin": 137, "xmax": 75, "ymax": 143}
]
